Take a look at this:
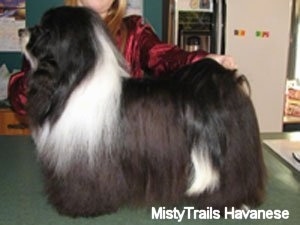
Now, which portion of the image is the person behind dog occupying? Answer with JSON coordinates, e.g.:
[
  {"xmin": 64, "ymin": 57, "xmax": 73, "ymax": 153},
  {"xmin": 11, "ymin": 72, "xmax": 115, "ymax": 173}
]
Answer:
[{"xmin": 8, "ymin": 0, "xmax": 236, "ymax": 115}]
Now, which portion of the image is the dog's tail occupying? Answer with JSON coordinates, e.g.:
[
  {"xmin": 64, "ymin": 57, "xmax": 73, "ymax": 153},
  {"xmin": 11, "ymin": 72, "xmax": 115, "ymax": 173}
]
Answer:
[{"xmin": 180, "ymin": 59, "xmax": 266, "ymax": 209}]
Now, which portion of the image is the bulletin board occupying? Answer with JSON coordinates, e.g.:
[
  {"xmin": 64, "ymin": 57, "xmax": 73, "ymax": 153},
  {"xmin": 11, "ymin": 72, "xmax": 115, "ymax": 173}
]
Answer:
[
  {"xmin": 0, "ymin": 0, "xmax": 26, "ymax": 52},
  {"xmin": 127, "ymin": 0, "xmax": 143, "ymax": 16}
]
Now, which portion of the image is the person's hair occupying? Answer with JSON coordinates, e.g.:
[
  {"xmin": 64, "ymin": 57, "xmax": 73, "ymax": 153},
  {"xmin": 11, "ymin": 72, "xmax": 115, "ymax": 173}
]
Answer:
[{"xmin": 64, "ymin": 0, "xmax": 128, "ymax": 52}]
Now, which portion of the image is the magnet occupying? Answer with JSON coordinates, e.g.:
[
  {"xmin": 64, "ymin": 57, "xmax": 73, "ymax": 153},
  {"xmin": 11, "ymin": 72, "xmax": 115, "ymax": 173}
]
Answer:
[
  {"xmin": 190, "ymin": 0, "xmax": 199, "ymax": 9},
  {"xmin": 256, "ymin": 30, "xmax": 270, "ymax": 38},
  {"xmin": 234, "ymin": 29, "xmax": 246, "ymax": 36},
  {"xmin": 262, "ymin": 31, "xmax": 270, "ymax": 38},
  {"xmin": 256, "ymin": 31, "xmax": 262, "ymax": 37}
]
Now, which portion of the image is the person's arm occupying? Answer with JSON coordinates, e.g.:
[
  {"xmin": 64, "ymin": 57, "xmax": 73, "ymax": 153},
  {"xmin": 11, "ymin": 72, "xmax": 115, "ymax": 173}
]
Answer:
[
  {"xmin": 122, "ymin": 16, "xmax": 208, "ymax": 77},
  {"xmin": 123, "ymin": 16, "xmax": 236, "ymax": 77},
  {"xmin": 144, "ymin": 41, "xmax": 208, "ymax": 76},
  {"xmin": 8, "ymin": 59, "xmax": 30, "ymax": 115},
  {"xmin": 128, "ymin": 16, "xmax": 208, "ymax": 76}
]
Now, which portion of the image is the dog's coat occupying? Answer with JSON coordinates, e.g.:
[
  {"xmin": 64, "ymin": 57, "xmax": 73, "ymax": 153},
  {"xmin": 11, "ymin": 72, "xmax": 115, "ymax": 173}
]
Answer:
[{"xmin": 19, "ymin": 6, "xmax": 266, "ymax": 217}]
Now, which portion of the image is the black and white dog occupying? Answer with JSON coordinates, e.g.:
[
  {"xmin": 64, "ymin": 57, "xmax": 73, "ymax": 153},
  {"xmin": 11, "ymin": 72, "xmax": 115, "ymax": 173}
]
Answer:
[{"xmin": 19, "ymin": 6, "xmax": 266, "ymax": 217}]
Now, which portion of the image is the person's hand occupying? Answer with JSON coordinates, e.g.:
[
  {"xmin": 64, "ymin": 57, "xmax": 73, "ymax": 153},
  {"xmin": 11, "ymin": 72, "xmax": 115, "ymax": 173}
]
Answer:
[{"xmin": 206, "ymin": 54, "xmax": 237, "ymax": 70}]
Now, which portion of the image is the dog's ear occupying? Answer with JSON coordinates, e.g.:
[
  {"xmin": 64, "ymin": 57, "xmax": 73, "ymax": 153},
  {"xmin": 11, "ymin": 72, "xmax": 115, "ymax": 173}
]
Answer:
[{"xmin": 27, "ymin": 62, "xmax": 57, "ymax": 126}]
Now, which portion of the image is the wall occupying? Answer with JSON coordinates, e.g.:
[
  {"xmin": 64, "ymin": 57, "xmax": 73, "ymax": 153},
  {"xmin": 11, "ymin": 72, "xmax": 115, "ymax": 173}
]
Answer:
[
  {"xmin": 26, "ymin": 0, "xmax": 62, "ymax": 27},
  {"xmin": 0, "ymin": 0, "xmax": 163, "ymax": 71},
  {"xmin": 144, "ymin": 0, "xmax": 163, "ymax": 39}
]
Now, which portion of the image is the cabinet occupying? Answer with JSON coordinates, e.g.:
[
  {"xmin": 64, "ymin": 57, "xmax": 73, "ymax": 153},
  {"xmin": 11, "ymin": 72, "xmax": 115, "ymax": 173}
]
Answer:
[{"xmin": 0, "ymin": 108, "xmax": 30, "ymax": 135}]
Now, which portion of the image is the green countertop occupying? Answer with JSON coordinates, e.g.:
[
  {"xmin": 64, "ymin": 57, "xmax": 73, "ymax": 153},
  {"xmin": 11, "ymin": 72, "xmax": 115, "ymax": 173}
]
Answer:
[{"xmin": 0, "ymin": 134, "xmax": 299, "ymax": 225}]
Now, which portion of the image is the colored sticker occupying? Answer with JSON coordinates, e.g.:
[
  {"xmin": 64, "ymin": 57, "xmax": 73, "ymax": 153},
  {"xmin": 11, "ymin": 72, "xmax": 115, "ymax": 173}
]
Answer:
[
  {"xmin": 256, "ymin": 31, "xmax": 262, "ymax": 37},
  {"xmin": 262, "ymin": 31, "xmax": 270, "ymax": 38},
  {"xmin": 256, "ymin": 31, "xmax": 270, "ymax": 38},
  {"xmin": 234, "ymin": 29, "xmax": 246, "ymax": 36}
]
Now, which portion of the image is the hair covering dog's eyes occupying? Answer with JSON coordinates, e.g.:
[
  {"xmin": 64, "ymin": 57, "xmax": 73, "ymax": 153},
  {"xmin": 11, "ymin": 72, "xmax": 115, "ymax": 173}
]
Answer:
[
  {"xmin": 26, "ymin": 25, "xmax": 52, "ymax": 53},
  {"xmin": 29, "ymin": 26, "xmax": 49, "ymax": 37}
]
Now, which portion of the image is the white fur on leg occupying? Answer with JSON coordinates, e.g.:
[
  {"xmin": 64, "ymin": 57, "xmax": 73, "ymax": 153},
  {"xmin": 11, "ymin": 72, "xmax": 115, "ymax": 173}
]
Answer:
[{"xmin": 186, "ymin": 147, "xmax": 220, "ymax": 196}]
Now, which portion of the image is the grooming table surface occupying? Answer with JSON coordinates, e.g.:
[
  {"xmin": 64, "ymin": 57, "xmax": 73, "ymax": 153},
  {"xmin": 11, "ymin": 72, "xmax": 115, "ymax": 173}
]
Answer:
[
  {"xmin": 264, "ymin": 139, "xmax": 300, "ymax": 171},
  {"xmin": 0, "ymin": 134, "xmax": 299, "ymax": 225}
]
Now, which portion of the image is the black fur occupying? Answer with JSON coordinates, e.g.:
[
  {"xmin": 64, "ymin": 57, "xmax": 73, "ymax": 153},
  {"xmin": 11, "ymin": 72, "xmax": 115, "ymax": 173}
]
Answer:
[{"xmin": 20, "ymin": 6, "xmax": 266, "ymax": 217}]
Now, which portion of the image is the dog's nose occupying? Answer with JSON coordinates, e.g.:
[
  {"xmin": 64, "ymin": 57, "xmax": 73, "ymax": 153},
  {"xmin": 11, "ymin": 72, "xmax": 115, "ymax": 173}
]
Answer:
[{"xmin": 18, "ymin": 29, "xmax": 26, "ymax": 37}]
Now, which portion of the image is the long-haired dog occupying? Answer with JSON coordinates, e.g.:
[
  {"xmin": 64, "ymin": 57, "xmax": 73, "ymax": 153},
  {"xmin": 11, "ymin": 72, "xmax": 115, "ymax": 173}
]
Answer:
[{"xmin": 19, "ymin": 6, "xmax": 266, "ymax": 217}]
